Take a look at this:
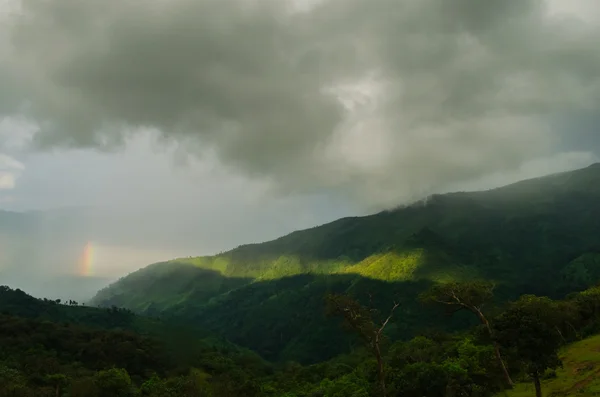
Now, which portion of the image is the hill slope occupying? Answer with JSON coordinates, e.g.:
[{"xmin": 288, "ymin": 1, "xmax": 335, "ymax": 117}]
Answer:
[
  {"xmin": 0, "ymin": 285, "xmax": 268, "ymax": 372},
  {"xmin": 91, "ymin": 163, "xmax": 600, "ymax": 362},
  {"xmin": 505, "ymin": 333, "xmax": 600, "ymax": 397},
  {"xmin": 0, "ymin": 285, "xmax": 283, "ymax": 396}
]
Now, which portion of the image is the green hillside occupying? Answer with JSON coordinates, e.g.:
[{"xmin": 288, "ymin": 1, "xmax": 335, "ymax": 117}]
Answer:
[
  {"xmin": 504, "ymin": 334, "xmax": 600, "ymax": 397},
  {"xmin": 91, "ymin": 163, "xmax": 600, "ymax": 362},
  {"xmin": 0, "ymin": 285, "xmax": 280, "ymax": 396},
  {"xmin": 0, "ymin": 285, "xmax": 263, "ymax": 366}
]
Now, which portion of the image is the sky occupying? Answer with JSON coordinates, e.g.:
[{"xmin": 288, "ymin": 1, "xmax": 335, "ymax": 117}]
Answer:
[{"xmin": 1, "ymin": 0, "xmax": 600, "ymax": 289}]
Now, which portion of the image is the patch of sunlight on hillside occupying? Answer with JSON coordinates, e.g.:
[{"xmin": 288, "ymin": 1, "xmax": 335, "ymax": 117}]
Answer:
[
  {"xmin": 502, "ymin": 334, "xmax": 600, "ymax": 397},
  {"xmin": 172, "ymin": 253, "xmax": 355, "ymax": 280},
  {"xmin": 339, "ymin": 250, "xmax": 425, "ymax": 281},
  {"xmin": 259, "ymin": 256, "xmax": 305, "ymax": 279},
  {"xmin": 168, "ymin": 249, "xmax": 470, "ymax": 283}
]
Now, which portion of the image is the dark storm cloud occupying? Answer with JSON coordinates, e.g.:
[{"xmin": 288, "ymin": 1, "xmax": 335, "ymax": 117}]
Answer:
[{"xmin": 1, "ymin": 0, "xmax": 599, "ymax": 208}]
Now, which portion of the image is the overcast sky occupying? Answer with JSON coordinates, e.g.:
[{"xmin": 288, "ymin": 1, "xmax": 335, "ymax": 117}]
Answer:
[{"xmin": 1, "ymin": 0, "xmax": 600, "ymax": 282}]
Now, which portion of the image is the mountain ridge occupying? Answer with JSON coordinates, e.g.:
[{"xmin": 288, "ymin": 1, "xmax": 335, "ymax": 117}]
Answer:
[
  {"xmin": 177, "ymin": 162, "xmax": 600, "ymax": 260},
  {"xmin": 91, "ymin": 163, "xmax": 600, "ymax": 362}
]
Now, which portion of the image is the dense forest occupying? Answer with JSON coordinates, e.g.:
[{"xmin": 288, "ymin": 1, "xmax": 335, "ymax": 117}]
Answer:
[{"xmin": 2, "ymin": 281, "xmax": 600, "ymax": 396}]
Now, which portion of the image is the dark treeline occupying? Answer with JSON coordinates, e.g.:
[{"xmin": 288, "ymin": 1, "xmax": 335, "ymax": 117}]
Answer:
[{"xmin": 1, "ymin": 283, "xmax": 600, "ymax": 397}]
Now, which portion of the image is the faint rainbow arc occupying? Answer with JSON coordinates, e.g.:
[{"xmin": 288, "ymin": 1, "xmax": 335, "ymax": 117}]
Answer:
[{"xmin": 79, "ymin": 241, "xmax": 95, "ymax": 277}]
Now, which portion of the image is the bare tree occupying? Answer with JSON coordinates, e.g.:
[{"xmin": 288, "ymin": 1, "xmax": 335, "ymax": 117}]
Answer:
[
  {"xmin": 421, "ymin": 281, "xmax": 514, "ymax": 388},
  {"xmin": 325, "ymin": 293, "xmax": 399, "ymax": 397}
]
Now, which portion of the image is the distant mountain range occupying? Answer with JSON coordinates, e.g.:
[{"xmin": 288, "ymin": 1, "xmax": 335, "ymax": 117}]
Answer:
[{"xmin": 0, "ymin": 273, "xmax": 114, "ymax": 303}]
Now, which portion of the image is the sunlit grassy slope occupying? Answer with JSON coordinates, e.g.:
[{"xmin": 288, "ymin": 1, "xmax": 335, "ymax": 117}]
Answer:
[
  {"xmin": 503, "ymin": 334, "xmax": 600, "ymax": 397},
  {"xmin": 91, "ymin": 163, "xmax": 600, "ymax": 362}
]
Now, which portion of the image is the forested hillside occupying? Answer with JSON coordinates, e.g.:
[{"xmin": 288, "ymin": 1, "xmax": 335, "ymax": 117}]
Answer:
[
  {"xmin": 4, "ymin": 279, "xmax": 600, "ymax": 396},
  {"xmin": 92, "ymin": 164, "xmax": 600, "ymax": 362},
  {"xmin": 0, "ymin": 286, "xmax": 273, "ymax": 396}
]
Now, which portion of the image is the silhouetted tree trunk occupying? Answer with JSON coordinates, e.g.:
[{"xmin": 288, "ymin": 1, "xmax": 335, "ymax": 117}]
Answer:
[
  {"xmin": 475, "ymin": 308, "xmax": 514, "ymax": 388},
  {"xmin": 373, "ymin": 307, "xmax": 397, "ymax": 397},
  {"xmin": 533, "ymin": 372, "xmax": 542, "ymax": 397}
]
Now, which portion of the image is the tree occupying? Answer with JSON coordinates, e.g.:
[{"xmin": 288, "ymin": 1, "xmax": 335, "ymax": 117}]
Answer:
[
  {"xmin": 570, "ymin": 286, "xmax": 600, "ymax": 336},
  {"xmin": 493, "ymin": 295, "xmax": 564, "ymax": 397},
  {"xmin": 94, "ymin": 368, "xmax": 136, "ymax": 397},
  {"xmin": 319, "ymin": 373, "xmax": 370, "ymax": 397},
  {"xmin": 44, "ymin": 373, "xmax": 69, "ymax": 397},
  {"xmin": 325, "ymin": 293, "xmax": 399, "ymax": 397},
  {"xmin": 420, "ymin": 281, "xmax": 514, "ymax": 388},
  {"xmin": 184, "ymin": 368, "xmax": 213, "ymax": 397},
  {"xmin": 0, "ymin": 365, "xmax": 30, "ymax": 396}
]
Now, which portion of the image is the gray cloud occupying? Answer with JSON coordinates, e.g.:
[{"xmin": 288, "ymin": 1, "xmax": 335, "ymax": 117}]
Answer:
[
  {"xmin": 0, "ymin": 153, "xmax": 24, "ymax": 189},
  {"xmin": 1, "ymin": 130, "xmax": 357, "ymax": 255},
  {"xmin": 2, "ymin": 0, "xmax": 600, "ymax": 209}
]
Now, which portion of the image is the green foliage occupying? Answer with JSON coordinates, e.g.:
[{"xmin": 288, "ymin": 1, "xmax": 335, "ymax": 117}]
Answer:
[
  {"xmin": 494, "ymin": 296, "xmax": 565, "ymax": 372},
  {"xmin": 319, "ymin": 373, "xmax": 371, "ymax": 397},
  {"xmin": 94, "ymin": 368, "xmax": 136, "ymax": 397},
  {"xmin": 0, "ymin": 286, "xmax": 271, "ymax": 397},
  {"xmin": 4, "ymin": 282, "xmax": 600, "ymax": 396},
  {"xmin": 0, "ymin": 285, "xmax": 136, "ymax": 329},
  {"xmin": 502, "ymin": 334, "xmax": 600, "ymax": 397},
  {"xmin": 493, "ymin": 296, "xmax": 566, "ymax": 397},
  {"xmin": 563, "ymin": 253, "xmax": 600, "ymax": 290},
  {"xmin": 140, "ymin": 371, "xmax": 212, "ymax": 397},
  {"xmin": 340, "ymin": 250, "xmax": 425, "ymax": 281},
  {"xmin": 385, "ymin": 335, "xmax": 504, "ymax": 397},
  {"xmin": 569, "ymin": 286, "xmax": 600, "ymax": 336}
]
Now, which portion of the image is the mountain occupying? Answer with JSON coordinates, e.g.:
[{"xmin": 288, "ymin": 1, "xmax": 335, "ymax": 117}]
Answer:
[
  {"xmin": 0, "ymin": 273, "xmax": 114, "ymax": 303},
  {"xmin": 91, "ymin": 163, "xmax": 600, "ymax": 363}
]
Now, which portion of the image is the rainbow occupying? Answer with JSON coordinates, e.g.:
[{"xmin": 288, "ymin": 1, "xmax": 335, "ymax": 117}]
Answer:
[{"xmin": 79, "ymin": 241, "xmax": 95, "ymax": 277}]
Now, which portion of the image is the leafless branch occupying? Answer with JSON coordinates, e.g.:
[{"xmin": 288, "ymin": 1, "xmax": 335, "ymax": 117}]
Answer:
[
  {"xmin": 367, "ymin": 292, "xmax": 375, "ymax": 311},
  {"xmin": 378, "ymin": 301, "xmax": 400, "ymax": 333}
]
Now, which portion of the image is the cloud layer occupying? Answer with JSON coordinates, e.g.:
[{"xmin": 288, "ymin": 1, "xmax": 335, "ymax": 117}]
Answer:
[{"xmin": 1, "ymin": 0, "xmax": 600, "ymax": 208}]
